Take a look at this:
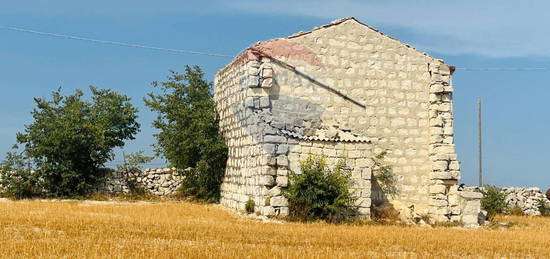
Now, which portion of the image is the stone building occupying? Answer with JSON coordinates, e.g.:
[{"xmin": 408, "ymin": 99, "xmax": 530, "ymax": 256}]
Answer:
[{"xmin": 214, "ymin": 17, "xmax": 482, "ymax": 226}]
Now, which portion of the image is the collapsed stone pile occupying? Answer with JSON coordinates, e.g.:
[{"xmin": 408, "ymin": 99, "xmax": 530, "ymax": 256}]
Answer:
[
  {"xmin": 97, "ymin": 168, "xmax": 185, "ymax": 196},
  {"xmin": 502, "ymin": 187, "xmax": 550, "ymax": 216}
]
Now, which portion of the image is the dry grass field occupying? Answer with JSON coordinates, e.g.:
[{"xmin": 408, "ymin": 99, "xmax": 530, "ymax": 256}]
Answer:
[{"xmin": 0, "ymin": 199, "xmax": 548, "ymax": 258}]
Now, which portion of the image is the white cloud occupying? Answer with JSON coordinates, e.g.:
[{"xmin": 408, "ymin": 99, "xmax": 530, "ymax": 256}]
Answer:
[
  {"xmin": 2, "ymin": 0, "xmax": 548, "ymax": 57},
  {"xmin": 225, "ymin": 0, "xmax": 550, "ymax": 58}
]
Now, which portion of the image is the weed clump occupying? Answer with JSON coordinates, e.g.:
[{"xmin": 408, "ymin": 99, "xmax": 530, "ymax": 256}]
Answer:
[
  {"xmin": 245, "ymin": 199, "xmax": 255, "ymax": 214},
  {"xmin": 481, "ymin": 185, "xmax": 506, "ymax": 221}
]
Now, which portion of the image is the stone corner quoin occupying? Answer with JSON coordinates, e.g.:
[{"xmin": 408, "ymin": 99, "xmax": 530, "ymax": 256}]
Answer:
[{"xmin": 213, "ymin": 17, "xmax": 481, "ymax": 226}]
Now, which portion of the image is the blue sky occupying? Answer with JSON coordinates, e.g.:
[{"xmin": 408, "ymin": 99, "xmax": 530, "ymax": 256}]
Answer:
[{"xmin": 1, "ymin": 1, "xmax": 549, "ymax": 189}]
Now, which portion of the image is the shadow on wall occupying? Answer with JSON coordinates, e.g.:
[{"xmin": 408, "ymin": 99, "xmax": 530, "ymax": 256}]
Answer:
[
  {"xmin": 232, "ymin": 65, "xmax": 327, "ymax": 146},
  {"xmin": 268, "ymin": 73, "xmax": 325, "ymax": 136},
  {"xmin": 371, "ymin": 177, "xmax": 390, "ymax": 207}
]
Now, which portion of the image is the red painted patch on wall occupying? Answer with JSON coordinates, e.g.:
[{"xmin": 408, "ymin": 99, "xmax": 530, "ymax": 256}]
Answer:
[{"xmin": 232, "ymin": 39, "xmax": 323, "ymax": 68}]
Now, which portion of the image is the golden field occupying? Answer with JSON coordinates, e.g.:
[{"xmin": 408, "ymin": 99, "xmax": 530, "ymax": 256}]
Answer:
[{"xmin": 0, "ymin": 199, "xmax": 548, "ymax": 258}]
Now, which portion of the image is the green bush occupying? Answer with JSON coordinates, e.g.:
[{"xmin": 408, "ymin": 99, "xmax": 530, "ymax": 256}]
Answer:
[
  {"xmin": 283, "ymin": 156, "xmax": 358, "ymax": 223},
  {"xmin": 1, "ymin": 87, "xmax": 139, "ymax": 198},
  {"xmin": 481, "ymin": 185, "xmax": 506, "ymax": 221},
  {"xmin": 245, "ymin": 199, "xmax": 255, "ymax": 214},
  {"xmin": 0, "ymin": 148, "xmax": 42, "ymax": 198},
  {"xmin": 145, "ymin": 66, "xmax": 228, "ymax": 203}
]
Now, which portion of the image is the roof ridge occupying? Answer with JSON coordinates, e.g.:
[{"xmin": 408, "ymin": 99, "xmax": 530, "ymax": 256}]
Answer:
[
  {"xmin": 216, "ymin": 17, "xmax": 443, "ymax": 78},
  {"xmin": 287, "ymin": 17, "xmax": 438, "ymax": 61}
]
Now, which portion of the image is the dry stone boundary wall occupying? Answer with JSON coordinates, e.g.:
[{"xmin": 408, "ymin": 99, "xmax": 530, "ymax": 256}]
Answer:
[
  {"xmin": 96, "ymin": 168, "xmax": 184, "ymax": 196},
  {"xmin": 502, "ymin": 187, "xmax": 550, "ymax": 216},
  {"xmin": 0, "ymin": 168, "xmax": 184, "ymax": 197}
]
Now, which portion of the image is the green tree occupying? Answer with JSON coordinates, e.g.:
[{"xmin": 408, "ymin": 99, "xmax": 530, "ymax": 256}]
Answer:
[
  {"xmin": 7, "ymin": 87, "xmax": 140, "ymax": 197},
  {"xmin": 144, "ymin": 66, "xmax": 228, "ymax": 202}
]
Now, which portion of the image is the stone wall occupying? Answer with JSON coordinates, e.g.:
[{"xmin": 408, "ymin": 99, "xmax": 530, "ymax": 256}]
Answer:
[
  {"xmin": 96, "ymin": 168, "xmax": 184, "ymax": 196},
  {"xmin": 271, "ymin": 18, "xmax": 462, "ymax": 220},
  {"xmin": 215, "ymin": 17, "xmax": 472, "ymax": 224},
  {"xmin": 215, "ymin": 59, "xmax": 273, "ymax": 214},
  {"xmin": 280, "ymin": 20, "xmax": 437, "ymax": 211},
  {"xmin": 503, "ymin": 187, "xmax": 550, "ymax": 216},
  {"xmin": 215, "ymin": 56, "xmax": 375, "ymax": 218}
]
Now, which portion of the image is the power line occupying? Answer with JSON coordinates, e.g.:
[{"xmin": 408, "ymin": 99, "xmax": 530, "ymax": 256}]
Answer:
[
  {"xmin": 0, "ymin": 25, "xmax": 235, "ymax": 58},
  {"xmin": 3, "ymin": 25, "xmax": 550, "ymax": 71}
]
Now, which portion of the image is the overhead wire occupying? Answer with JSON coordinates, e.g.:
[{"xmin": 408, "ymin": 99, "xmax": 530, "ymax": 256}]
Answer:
[
  {"xmin": 0, "ymin": 25, "xmax": 236, "ymax": 58},
  {"xmin": 2, "ymin": 25, "xmax": 550, "ymax": 71}
]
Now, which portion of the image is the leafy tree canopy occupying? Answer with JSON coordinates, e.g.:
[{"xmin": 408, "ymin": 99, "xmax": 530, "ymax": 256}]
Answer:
[
  {"xmin": 145, "ymin": 66, "xmax": 227, "ymax": 202},
  {"xmin": 1, "ymin": 87, "xmax": 140, "ymax": 198}
]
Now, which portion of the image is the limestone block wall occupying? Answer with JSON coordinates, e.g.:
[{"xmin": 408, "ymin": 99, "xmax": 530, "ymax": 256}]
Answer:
[
  {"xmin": 451, "ymin": 186, "xmax": 550, "ymax": 221},
  {"xmin": 215, "ymin": 59, "xmax": 274, "ymax": 214},
  {"xmin": 268, "ymin": 19, "xmax": 461, "ymax": 217},
  {"xmin": 281, "ymin": 18, "xmax": 463, "ymax": 221},
  {"xmin": 273, "ymin": 20, "xmax": 439, "ymax": 212},
  {"xmin": 215, "ymin": 55, "xmax": 375, "ymax": 217}
]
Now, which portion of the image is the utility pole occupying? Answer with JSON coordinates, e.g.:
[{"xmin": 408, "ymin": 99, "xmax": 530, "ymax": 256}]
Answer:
[{"xmin": 478, "ymin": 100, "xmax": 483, "ymax": 187}]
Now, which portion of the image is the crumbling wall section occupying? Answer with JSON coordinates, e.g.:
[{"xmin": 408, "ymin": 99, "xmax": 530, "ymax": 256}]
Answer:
[
  {"xmin": 426, "ymin": 62, "xmax": 463, "ymax": 222},
  {"xmin": 215, "ymin": 58, "xmax": 276, "ymax": 213}
]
